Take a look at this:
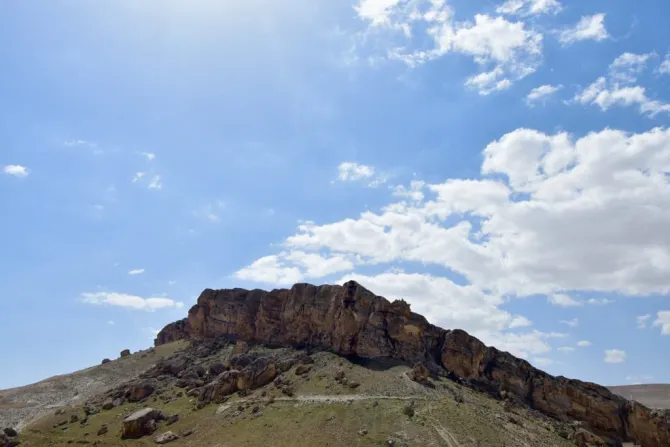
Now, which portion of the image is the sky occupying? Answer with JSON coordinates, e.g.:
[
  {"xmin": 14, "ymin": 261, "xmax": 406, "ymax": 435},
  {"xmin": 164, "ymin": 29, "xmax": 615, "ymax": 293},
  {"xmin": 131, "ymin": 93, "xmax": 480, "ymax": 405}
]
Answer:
[{"xmin": 1, "ymin": 0, "xmax": 669, "ymax": 390}]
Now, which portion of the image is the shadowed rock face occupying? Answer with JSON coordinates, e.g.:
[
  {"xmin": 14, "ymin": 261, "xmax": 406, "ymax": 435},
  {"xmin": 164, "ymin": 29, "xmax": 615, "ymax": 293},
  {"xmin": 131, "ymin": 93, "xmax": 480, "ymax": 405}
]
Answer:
[{"xmin": 156, "ymin": 281, "xmax": 670, "ymax": 447}]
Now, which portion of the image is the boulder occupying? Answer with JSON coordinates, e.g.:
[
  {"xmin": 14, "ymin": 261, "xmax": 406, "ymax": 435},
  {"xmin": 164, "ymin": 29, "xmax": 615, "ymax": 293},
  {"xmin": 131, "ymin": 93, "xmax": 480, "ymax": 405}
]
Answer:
[
  {"xmin": 121, "ymin": 408, "xmax": 164, "ymax": 439},
  {"xmin": 574, "ymin": 428, "xmax": 605, "ymax": 446},
  {"xmin": 208, "ymin": 362, "xmax": 227, "ymax": 376},
  {"xmin": 101, "ymin": 359, "xmax": 111, "ymax": 365},
  {"xmin": 120, "ymin": 349, "xmax": 131, "ymax": 358},
  {"xmin": 409, "ymin": 362, "xmax": 430, "ymax": 384},
  {"xmin": 154, "ymin": 431, "xmax": 179, "ymax": 444},
  {"xmin": 3, "ymin": 428, "xmax": 17, "ymax": 437},
  {"xmin": 125, "ymin": 382, "xmax": 155, "ymax": 402},
  {"xmin": 198, "ymin": 370, "xmax": 240, "ymax": 405},
  {"xmin": 165, "ymin": 414, "xmax": 179, "ymax": 426},
  {"xmin": 295, "ymin": 365, "xmax": 312, "ymax": 376}
]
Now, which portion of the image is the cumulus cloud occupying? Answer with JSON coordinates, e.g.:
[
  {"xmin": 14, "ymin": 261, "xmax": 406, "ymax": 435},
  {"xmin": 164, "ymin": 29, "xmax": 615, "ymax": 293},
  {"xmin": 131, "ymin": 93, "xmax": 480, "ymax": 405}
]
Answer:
[
  {"xmin": 653, "ymin": 311, "xmax": 670, "ymax": 335},
  {"xmin": 234, "ymin": 252, "xmax": 356, "ymax": 285},
  {"xmin": 235, "ymin": 125, "xmax": 670, "ymax": 361},
  {"xmin": 128, "ymin": 268, "xmax": 145, "ymax": 276},
  {"xmin": 559, "ymin": 13, "xmax": 609, "ymax": 45},
  {"xmin": 496, "ymin": 0, "xmax": 562, "ymax": 17},
  {"xmin": 604, "ymin": 349, "xmax": 626, "ymax": 364},
  {"xmin": 2, "ymin": 165, "xmax": 29, "ymax": 178},
  {"xmin": 573, "ymin": 76, "xmax": 670, "ymax": 117},
  {"xmin": 609, "ymin": 52, "xmax": 654, "ymax": 84},
  {"xmin": 526, "ymin": 84, "xmax": 562, "ymax": 106},
  {"xmin": 576, "ymin": 340, "xmax": 592, "ymax": 347},
  {"xmin": 81, "ymin": 292, "xmax": 184, "ymax": 311},
  {"xmin": 356, "ymin": 0, "xmax": 543, "ymax": 94}
]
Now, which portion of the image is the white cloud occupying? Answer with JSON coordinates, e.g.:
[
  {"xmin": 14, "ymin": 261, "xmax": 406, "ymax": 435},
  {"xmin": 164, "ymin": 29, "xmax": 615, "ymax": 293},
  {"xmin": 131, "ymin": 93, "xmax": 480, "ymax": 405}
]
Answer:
[
  {"xmin": 128, "ymin": 268, "xmax": 145, "ymax": 276},
  {"xmin": 652, "ymin": 311, "xmax": 670, "ymax": 335},
  {"xmin": 142, "ymin": 152, "xmax": 156, "ymax": 161},
  {"xmin": 132, "ymin": 172, "xmax": 145, "ymax": 183},
  {"xmin": 549, "ymin": 294, "xmax": 582, "ymax": 307},
  {"xmin": 526, "ymin": 84, "xmax": 562, "ymax": 106},
  {"xmin": 577, "ymin": 340, "xmax": 592, "ymax": 347},
  {"xmin": 81, "ymin": 292, "xmax": 184, "ymax": 311},
  {"xmin": 234, "ymin": 251, "xmax": 355, "ymax": 286},
  {"xmin": 557, "ymin": 346, "xmax": 575, "ymax": 353},
  {"xmin": 3, "ymin": 165, "xmax": 29, "ymax": 178},
  {"xmin": 148, "ymin": 175, "xmax": 162, "ymax": 189},
  {"xmin": 357, "ymin": 1, "xmax": 543, "ymax": 94},
  {"xmin": 107, "ymin": 320, "xmax": 115, "ymax": 326},
  {"xmin": 236, "ymin": 126, "xmax": 670, "ymax": 362},
  {"xmin": 573, "ymin": 76, "xmax": 670, "ymax": 117},
  {"xmin": 146, "ymin": 327, "xmax": 161, "ymax": 340},
  {"xmin": 559, "ymin": 13, "xmax": 608, "ymax": 45},
  {"xmin": 660, "ymin": 54, "xmax": 670, "ymax": 75},
  {"xmin": 337, "ymin": 161, "xmax": 389, "ymax": 187},
  {"xmin": 496, "ymin": 0, "xmax": 562, "ymax": 17},
  {"xmin": 604, "ymin": 349, "xmax": 626, "ymax": 364},
  {"xmin": 559, "ymin": 317, "xmax": 578, "ymax": 328},
  {"xmin": 609, "ymin": 52, "xmax": 654, "ymax": 84},
  {"xmin": 636, "ymin": 314, "xmax": 651, "ymax": 329},
  {"xmin": 392, "ymin": 180, "xmax": 425, "ymax": 202}
]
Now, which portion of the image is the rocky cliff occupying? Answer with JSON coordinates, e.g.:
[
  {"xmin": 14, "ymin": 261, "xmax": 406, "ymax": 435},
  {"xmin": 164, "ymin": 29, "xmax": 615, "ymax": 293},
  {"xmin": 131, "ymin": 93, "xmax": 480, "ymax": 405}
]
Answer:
[{"xmin": 156, "ymin": 281, "xmax": 670, "ymax": 446}]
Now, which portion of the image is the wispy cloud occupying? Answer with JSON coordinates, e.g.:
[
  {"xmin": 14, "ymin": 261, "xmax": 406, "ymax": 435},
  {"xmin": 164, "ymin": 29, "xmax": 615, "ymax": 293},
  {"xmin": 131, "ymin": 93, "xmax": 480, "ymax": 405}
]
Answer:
[
  {"xmin": 559, "ymin": 13, "xmax": 609, "ymax": 45},
  {"xmin": 81, "ymin": 292, "xmax": 184, "ymax": 311},
  {"xmin": 128, "ymin": 268, "xmax": 145, "ymax": 276},
  {"xmin": 559, "ymin": 317, "xmax": 579, "ymax": 328},
  {"xmin": 496, "ymin": 0, "xmax": 562, "ymax": 17},
  {"xmin": 526, "ymin": 84, "xmax": 562, "ymax": 106},
  {"xmin": 148, "ymin": 175, "xmax": 162, "ymax": 190},
  {"xmin": 636, "ymin": 314, "xmax": 651, "ymax": 329},
  {"xmin": 141, "ymin": 152, "xmax": 156, "ymax": 161},
  {"xmin": 577, "ymin": 340, "xmax": 592, "ymax": 347}
]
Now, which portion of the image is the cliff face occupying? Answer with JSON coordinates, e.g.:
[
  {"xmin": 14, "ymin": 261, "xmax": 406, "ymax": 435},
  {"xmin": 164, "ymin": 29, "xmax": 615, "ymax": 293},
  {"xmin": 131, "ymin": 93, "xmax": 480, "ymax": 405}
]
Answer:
[{"xmin": 156, "ymin": 281, "xmax": 670, "ymax": 447}]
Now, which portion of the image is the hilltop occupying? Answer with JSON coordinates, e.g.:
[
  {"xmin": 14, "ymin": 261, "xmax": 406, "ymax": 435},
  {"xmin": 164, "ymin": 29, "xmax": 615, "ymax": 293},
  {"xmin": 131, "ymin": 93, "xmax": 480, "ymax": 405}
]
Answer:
[{"xmin": 1, "ymin": 281, "xmax": 668, "ymax": 447}]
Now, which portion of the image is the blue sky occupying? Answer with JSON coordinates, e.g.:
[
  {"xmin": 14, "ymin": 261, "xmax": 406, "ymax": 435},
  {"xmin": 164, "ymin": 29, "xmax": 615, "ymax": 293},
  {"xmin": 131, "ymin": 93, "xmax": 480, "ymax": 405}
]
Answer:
[{"xmin": 1, "ymin": 0, "xmax": 669, "ymax": 389}]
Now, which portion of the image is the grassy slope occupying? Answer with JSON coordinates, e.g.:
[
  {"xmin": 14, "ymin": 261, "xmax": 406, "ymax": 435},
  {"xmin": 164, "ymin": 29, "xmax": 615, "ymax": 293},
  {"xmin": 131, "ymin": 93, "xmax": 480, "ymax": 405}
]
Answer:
[
  {"xmin": 0, "ymin": 341, "xmax": 188, "ymax": 430},
  {"xmin": 19, "ymin": 349, "xmax": 576, "ymax": 447}
]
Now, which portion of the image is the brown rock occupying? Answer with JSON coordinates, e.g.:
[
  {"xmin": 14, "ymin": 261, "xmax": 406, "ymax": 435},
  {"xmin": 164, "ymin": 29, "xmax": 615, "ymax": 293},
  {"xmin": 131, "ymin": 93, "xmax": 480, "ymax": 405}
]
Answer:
[
  {"xmin": 96, "ymin": 425, "xmax": 108, "ymax": 436},
  {"xmin": 295, "ymin": 365, "xmax": 312, "ymax": 376},
  {"xmin": 126, "ymin": 382, "xmax": 155, "ymax": 402},
  {"xmin": 154, "ymin": 431, "xmax": 179, "ymax": 444},
  {"xmin": 101, "ymin": 359, "xmax": 111, "ymax": 365},
  {"xmin": 155, "ymin": 281, "xmax": 670, "ymax": 447},
  {"xmin": 121, "ymin": 408, "xmax": 164, "ymax": 439},
  {"xmin": 165, "ymin": 414, "xmax": 179, "ymax": 426},
  {"xmin": 234, "ymin": 340, "xmax": 249, "ymax": 355},
  {"xmin": 409, "ymin": 362, "xmax": 430, "ymax": 384},
  {"xmin": 120, "ymin": 349, "xmax": 131, "ymax": 358},
  {"xmin": 574, "ymin": 428, "xmax": 605, "ymax": 446},
  {"xmin": 3, "ymin": 428, "xmax": 18, "ymax": 437}
]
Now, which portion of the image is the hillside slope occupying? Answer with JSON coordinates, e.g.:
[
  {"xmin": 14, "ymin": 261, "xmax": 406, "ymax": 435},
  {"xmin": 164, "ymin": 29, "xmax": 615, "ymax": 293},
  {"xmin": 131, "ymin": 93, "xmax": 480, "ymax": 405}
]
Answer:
[{"xmin": 0, "ymin": 341, "xmax": 186, "ymax": 430}]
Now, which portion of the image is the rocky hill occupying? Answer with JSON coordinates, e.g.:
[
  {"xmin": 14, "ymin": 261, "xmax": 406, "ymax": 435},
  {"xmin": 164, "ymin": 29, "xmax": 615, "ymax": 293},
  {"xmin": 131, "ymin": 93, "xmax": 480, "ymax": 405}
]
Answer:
[
  {"xmin": 155, "ymin": 281, "xmax": 670, "ymax": 447},
  {"xmin": 2, "ymin": 280, "xmax": 668, "ymax": 447}
]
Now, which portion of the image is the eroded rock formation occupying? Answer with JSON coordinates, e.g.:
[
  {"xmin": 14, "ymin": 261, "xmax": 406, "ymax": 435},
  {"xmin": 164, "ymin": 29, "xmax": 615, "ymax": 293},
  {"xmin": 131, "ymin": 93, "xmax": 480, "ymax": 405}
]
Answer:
[{"xmin": 156, "ymin": 281, "xmax": 670, "ymax": 446}]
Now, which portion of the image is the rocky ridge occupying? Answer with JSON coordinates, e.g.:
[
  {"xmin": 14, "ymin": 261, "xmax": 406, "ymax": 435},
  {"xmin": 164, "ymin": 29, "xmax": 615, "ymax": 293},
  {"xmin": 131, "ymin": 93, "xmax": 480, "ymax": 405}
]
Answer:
[{"xmin": 156, "ymin": 281, "xmax": 670, "ymax": 447}]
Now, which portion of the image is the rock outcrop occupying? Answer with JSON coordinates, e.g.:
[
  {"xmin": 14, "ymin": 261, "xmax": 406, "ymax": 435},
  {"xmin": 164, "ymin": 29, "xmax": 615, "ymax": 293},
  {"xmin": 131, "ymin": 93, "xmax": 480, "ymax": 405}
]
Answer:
[
  {"xmin": 122, "ymin": 408, "xmax": 164, "ymax": 439},
  {"xmin": 156, "ymin": 281, "xmax": 670, "ymax": 447}
]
